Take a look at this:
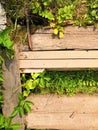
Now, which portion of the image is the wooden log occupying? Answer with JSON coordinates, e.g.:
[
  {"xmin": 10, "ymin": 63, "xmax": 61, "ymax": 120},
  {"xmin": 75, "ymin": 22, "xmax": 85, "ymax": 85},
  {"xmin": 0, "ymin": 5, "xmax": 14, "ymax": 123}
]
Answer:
[
  {"xmin": 24, "ymin": 94, "xmax": 98, "ymax": 129},
  {"xmin": 2, "ymin": 45, "xmax": 24, "ymax": 130},
  {"xmin": 29, "ymin": 26, "xmax": 98, "ymax": 50}
]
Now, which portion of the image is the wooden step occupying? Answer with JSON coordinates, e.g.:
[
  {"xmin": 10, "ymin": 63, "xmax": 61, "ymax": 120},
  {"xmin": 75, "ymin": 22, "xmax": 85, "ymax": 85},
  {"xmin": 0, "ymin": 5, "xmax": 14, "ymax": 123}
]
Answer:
[
  {"xmin": 24, "ymin": 94, "xmax": 98, "ymax": 130},
  {"xmin": 29, "ymin": 26, "xmax": 98, "ymax": 51},
  {"xmin": 19, "ymin": 50, "xmax": 98, "ymax": 73}
]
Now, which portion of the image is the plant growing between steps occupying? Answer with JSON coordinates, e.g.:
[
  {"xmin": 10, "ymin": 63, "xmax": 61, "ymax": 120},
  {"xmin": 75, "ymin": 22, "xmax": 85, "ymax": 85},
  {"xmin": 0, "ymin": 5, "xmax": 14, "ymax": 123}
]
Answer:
[{"xmin": 21, "ymin": 70, "xmax": 98, "ymax": 97}]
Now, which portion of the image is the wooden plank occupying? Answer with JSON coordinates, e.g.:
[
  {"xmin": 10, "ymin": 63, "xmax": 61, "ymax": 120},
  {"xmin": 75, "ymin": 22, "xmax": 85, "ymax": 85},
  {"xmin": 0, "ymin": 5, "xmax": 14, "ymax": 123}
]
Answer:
[
  {"xmin": 19, "ymin": 50, "xmax": 98, "ymax": 60},
  {"xmin": 29, "ymin": 26, "xmax": 98, "ymax": 50},
  {"xmin": 20, "ymin": 68, "xmax": 45, "ymax": 73},
  {"xmin": 24, "ymin": 94, "xmax": 98, "ymax": 129},
  {"xmin": 19, "ymin": 59, "xmax": 98, "ymax": 69}
]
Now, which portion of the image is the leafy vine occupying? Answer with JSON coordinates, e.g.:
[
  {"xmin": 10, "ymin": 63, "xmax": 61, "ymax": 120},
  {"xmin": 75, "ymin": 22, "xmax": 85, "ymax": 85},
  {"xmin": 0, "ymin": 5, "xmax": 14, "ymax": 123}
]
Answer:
[{"xmin": 0, "ymin": 28, "xmax": 33, "ymax": 130}]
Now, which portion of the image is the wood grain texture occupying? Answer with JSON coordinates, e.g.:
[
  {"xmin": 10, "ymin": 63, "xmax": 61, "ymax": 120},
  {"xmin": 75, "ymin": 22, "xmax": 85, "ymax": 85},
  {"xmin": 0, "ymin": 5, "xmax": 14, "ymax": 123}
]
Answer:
[
  {"xmin": 19, "ymin": 59, "xmax": 98, "ymax": 69},
  {"xmin": 30, "ymin": 26, "xmax": 98, "ymax": 50},
  {"xmin": 19, "ymin": 50, "xmax": 98, "ymax": 59},
  {"xmin": 19, "ymin": 50, "xmax": 98, "ymax": 72},
  {"xmin": 24, "ymin": 94, "xmax": 98, "ymax": 129}
]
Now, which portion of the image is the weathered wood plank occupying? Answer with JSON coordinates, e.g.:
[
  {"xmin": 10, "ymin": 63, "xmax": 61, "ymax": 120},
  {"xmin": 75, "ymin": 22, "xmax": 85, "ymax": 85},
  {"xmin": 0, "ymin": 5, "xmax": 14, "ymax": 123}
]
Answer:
[
  {"xmin": 20, "ymin": 68, "xmax": 45, "ymax": 73},
  {"xmin": 30, "ymin": 26, "xmax": 98, "ymax": 50},
  {"xmin": 25, "ymin": 94, "xmax": 98, "ymax": 129},
  {"xmin": 19, "ymin": 50, "xmax": 98, "ymax": 59},
  {"xmin": 19, "ymin": 59, "xmax": 98, "ymax": 69}
]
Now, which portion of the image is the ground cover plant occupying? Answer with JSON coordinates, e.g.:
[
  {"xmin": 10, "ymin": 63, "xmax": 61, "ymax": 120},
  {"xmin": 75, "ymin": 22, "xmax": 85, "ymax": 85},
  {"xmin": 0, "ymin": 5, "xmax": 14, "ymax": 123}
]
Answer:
[
  {"xmin": 4, "ymin": 0, "xmax": 98, "ymax": 39},
  {"xmin": 21, "ymin": 70, "xmax": 98, "ymax": 97}
]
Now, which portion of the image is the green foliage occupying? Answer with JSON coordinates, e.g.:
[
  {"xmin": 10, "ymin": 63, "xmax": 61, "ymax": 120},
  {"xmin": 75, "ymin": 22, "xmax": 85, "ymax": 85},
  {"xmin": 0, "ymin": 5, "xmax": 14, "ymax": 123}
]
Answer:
[
  {"xmin": 22, "ymin": 71, "xmax": 51, "ymax": 97},
  {"xmin": 75, "ymin": 0, "xmax": 98, "ymax": 26},
  {"xmin": 0, "ymin": 114, "xmax": 21, "ymax": 130},
  {"xmin": 5, "ymin": 0, "xmax": 98, "ymax": 38},
  {"xmin": 0, "ymin": 92, "xmax": 3, "ymax": 107},
  {"xmin": 0, "ymin": 93, "xmax": 33, "ymax": 130},
  {"xmin": 21, "ymin": 70, "xmax": 98, "ymax": 96},
  {"xmin": 0, "ymin": 28, "xmax": 14, "ymax": 58},
  {"xmin": 11, "ymin": 93, "xmax": 33, "ymax": 118},
  {"xmin": 31, "ymin": 0, "xmax": 98, "ymax": 37}
]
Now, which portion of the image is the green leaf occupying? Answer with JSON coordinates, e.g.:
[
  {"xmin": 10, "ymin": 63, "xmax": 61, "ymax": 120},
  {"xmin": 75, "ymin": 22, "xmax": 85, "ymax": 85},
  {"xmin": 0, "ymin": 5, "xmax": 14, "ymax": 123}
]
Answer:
[
  {"xmin": 5, "ymin": 117, "xmax": 12, "ymax": 127},
  {"xmin": 25, "ymin": 100, "xmax": 34, "ymax": 106},
  {"xmin": 31, "ymin": 73, "xmax": 40, "ymax": 80},
  {"xmin": 54, "ymin": 28, "xmax": 59, "ymax": 35},
  {"xmin": 44, "ymin": 77, "xmax": 51, "ymax": 81},
  {"xmin": 24, "ymin": 103, "xmax": 32, "ymax": 113},
  {"xmin": 91, "ymin": 10, "xmax": 96, "ymax": 16},
  {"xmin": 0, "ymin": 114, "xmax": 5, "ymax": 125},
  {"xmin": 10, "ymin": 124, "xmax": 21, "ymax": 129},
  {"xmin": 11, "ymin": 107, "xmax": 19, "ymax": 118},
  {"xmin": 18, "ymin": 93, "xmax": 24, "ymax": 101},
  {"xmin": 23, "ymin": 90, "xmax": 30, "ymax": 97},
  {"xmin": 19, "ymin": 106, "xmax": 24, "ymax": 117},
  {"xmin": 39, "ymin": 78, "xmax": 45, "ymax": 88},
  {"xmin": 32, "ymin": 79, "xmax": 39, "ymax": 89},
  {"xmin": 0, "ymin": 28, "xmax": 13, "ymax": 49},
  {"xmin": 59, "ymin": 31, "xmax": 64, "ymax": 39},
  {"xmin": 0, "ymin": 77, "xmax": 4, "ymax": 82},
  {"xmin": 21, "ymin": 73, "xmax": 26, "ymax": 82},
  {"xmin": 25, "ymin": 79, "xmax": 33, "ymax": 89}
]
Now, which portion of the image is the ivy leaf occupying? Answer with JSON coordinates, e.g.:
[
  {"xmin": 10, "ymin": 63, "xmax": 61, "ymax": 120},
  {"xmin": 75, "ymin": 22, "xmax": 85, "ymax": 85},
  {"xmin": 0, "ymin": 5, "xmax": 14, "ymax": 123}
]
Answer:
[
  {"xmin": 59, "ymin": 31, "xmax": 64, "ymax": 39},
  {"xmin": 23, "ymin": 90, "xmax": 30, "ymax": 97},
  {"xmin": 32, "ymin": 79, "xmax": 39, "ymax": 89},
  {"xmin": 54, "ymin": 28, "xmax": 58, "ymax": 35},
  {"xmin": 25, "ymin": 79, "xmax": 33, "ymax": 89},
  {"xmin": 31, "ymin": 73, "xmax": 40, "ymax": 80}
]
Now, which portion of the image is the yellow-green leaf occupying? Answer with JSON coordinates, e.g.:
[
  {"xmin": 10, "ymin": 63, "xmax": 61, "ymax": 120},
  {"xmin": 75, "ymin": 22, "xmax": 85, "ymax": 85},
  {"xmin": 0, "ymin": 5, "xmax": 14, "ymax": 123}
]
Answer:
[
  {"xmin": 59, "ymin": 31, "xmax": 64, "ymax": 38},
  {"xmin": 54, "ymin": 28, "xmax": 58, "ymax": 35}
]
